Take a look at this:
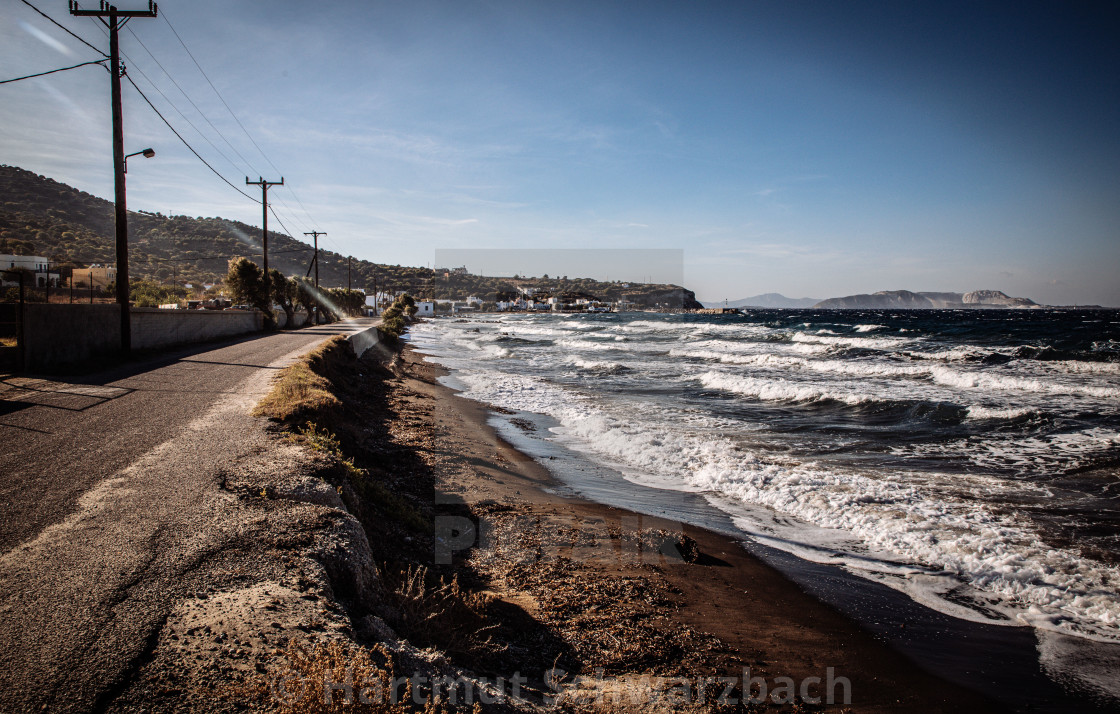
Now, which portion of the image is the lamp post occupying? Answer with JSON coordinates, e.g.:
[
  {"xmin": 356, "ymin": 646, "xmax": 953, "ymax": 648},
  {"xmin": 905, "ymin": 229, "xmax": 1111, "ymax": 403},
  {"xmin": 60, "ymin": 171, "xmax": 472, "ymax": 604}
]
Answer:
[
  {"xmin": 112, "ymin": 146, "xmax": 154, "ymax": 352},
  {"xmin": 124, "ymin": 147, "xmax": 155, "ymax": 173}
]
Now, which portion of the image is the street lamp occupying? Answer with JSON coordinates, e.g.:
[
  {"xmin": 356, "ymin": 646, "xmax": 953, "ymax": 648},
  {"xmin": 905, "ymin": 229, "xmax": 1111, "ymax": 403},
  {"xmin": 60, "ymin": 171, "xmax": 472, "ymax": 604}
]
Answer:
[
  {"xmin": 114, "ymin": 146, "xmax": 155, "ymax": 354},
  {"xmin": 123, "ymin": 147, "xmax": 155, "ymax": 173}
]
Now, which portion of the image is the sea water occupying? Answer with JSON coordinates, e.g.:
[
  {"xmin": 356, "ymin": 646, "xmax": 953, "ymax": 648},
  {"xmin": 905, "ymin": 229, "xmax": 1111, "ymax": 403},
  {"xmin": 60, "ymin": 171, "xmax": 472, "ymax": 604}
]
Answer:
[{"xmin": 410, "ymin": 309, "xmax": 1120, "ymax": 703}]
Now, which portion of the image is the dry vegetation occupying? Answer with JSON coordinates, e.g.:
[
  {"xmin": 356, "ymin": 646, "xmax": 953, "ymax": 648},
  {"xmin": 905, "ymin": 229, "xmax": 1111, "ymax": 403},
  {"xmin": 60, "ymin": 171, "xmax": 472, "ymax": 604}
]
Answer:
[
  {"xmin": 252, "ymin": 337, "xmax": 348, "ymax": 423},
  {"xmin": 269, "ymin": 640, "xmax": 473, "ymax": 714}
]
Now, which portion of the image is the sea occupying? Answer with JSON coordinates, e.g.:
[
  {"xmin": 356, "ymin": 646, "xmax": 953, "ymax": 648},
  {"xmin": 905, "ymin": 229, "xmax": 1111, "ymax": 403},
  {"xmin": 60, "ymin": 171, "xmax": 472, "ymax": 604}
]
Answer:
[{"xmin": 409, "ymin": 309, "xmax": 1120, "ymax": 709}]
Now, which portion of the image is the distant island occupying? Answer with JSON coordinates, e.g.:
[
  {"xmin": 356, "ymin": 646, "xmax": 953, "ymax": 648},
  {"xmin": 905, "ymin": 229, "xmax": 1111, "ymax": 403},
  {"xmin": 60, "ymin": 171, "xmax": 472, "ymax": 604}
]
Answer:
[
  {"xmin": 704, "ymin": 289, "xmax": 1108, "ymax": 310},
  {"xmin": 702, "ymin": 293, "xmax": 820, "ymax": 309},
  {"xmin": 812, "ymin": 289, "xmax": 1040, "ymax": 309}
]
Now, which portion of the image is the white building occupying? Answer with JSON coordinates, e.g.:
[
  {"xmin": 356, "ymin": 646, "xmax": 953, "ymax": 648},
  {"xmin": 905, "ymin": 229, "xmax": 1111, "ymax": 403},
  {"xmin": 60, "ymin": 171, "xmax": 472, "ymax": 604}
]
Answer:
[
  {"xmin": 1, "ymin": 254, "xmax": 60, "ymax": 288},
  {"xmin": 416, "ymin": 301, "xmax": 435, "ymax": 316}
]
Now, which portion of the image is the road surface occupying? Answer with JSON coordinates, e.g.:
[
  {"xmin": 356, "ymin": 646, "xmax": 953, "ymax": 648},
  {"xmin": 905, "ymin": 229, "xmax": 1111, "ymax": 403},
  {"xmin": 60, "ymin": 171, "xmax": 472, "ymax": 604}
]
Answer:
[{"xmin": 0, "ymin": 319, "xmax": 375, "ymax": 712}]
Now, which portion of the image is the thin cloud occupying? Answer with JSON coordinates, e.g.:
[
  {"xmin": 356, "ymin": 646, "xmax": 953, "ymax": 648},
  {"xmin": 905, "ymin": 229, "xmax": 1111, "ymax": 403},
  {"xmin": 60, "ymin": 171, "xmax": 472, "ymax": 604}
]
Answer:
[{"xmin": 19, "ymin": 21, "xmax": 73, "ymax": 57}]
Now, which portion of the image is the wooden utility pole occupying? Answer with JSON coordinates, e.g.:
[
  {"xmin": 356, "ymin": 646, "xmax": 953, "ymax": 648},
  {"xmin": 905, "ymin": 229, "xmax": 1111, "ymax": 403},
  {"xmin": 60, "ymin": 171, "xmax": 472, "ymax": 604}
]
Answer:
[
  {"xmin": 304, "ymin": 231, "xmax": 325, "ymax": 323},
  {"xmin": 303, "ymin": 232, "xmax": 326, "ymax": 293},
  {"xmin": 247, "ymin": 176, "xmax": 283, "ymax": 286},
  {"xmin": 69, "ymin": 0, "xmax": 158, "ymax": 354}
]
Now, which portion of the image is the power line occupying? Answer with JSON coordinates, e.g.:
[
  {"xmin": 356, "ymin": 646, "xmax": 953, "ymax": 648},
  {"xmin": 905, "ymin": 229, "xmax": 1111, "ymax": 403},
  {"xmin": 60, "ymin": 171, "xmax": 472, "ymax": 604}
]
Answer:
[
  {"xmin": 161, "ymin": 8, "xmax": 283, "ymax": 178},
  {"xmin": 145, "ymin": 246, "xmax": 311, "ymax": 263},
  {"xmin": 18, "ymin": 0, "xmax": 105, "ymax": 57},
  {"xmin": 124, "ymin": 61, "xmax": 247, "ymax": 178},
  {"xmin": 124, "ymin": 74, "xmax": 261, "ymax": 204},
  {"xmin": 267, "ymin": 205, "xmax": 296, "ymax": 239},
  {"xmin": 156, "ymin": 10, "xmax": 325, "ymax": 239},
  {"xmin": 268, "ymin": 193, "xmax": 313, "ymax": 233},
  {"xmin": 0, "ymin": 58, "xmax": 107, "ymax": 85},
  {"xmin": 125, "ymin": 25, "xmax": 260, "ymax": 177},
  {"xmin": 68, "ymin": 8, "xmax": 323, "ymax": 262},
  {"xmin": 83, "ymin": 17, "xmax": 249, "ymax": 185},
  {"xmin": 115, "ymin": 39, "xmax": 312, "ymax": 252}
]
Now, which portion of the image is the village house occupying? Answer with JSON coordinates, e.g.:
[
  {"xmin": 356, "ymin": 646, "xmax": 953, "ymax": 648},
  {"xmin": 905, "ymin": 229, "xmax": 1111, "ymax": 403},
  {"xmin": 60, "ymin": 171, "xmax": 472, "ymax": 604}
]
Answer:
[{"xmin": 1, "ymin": 254, "xmax": 60, "ymax": 288}]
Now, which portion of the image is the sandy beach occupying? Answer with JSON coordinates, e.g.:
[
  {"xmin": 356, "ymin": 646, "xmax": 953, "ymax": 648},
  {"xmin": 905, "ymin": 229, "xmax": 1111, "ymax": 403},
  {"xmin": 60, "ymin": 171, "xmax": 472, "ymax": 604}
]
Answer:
[{"xmin": 389, "ymin": 344, "xmax": 1004, "ymax": 712}]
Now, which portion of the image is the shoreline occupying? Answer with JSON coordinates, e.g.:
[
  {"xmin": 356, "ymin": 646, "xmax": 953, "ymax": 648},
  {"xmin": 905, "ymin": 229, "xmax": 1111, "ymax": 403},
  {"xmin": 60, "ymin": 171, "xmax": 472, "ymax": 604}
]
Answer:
[{"xmin": 399, "ymin": 344, "xmax": 1007, "ymax": 712}]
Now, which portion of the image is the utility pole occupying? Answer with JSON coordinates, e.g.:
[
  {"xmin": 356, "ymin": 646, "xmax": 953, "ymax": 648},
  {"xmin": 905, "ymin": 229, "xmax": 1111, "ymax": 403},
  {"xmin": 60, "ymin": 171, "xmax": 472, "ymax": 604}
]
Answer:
[
  {"xmin": 304, "ymin": 231, "xmax": 325, "ymax": 323},
  {"xmin": 247, "ymin": 176, "xmax": 283, "ymax": 285},
  {"xmin": 69, "ymin": 0, "xmax": 158, "ymax": 354}
]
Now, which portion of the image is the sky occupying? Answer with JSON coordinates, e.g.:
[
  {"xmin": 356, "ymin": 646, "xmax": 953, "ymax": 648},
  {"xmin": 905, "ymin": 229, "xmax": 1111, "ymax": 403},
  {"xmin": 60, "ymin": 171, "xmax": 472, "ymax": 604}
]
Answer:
[{"xmin": 2, "ymin": 0, "xmax": 1118, "ymax": 305}]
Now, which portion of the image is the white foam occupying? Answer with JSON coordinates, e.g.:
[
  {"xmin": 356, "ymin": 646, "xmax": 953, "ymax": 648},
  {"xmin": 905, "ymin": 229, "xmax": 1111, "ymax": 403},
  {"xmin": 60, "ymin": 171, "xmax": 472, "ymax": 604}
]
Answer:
[
  {"xmin": 1040, "ymin": 360, "xmax": 1120, "ymax": 375},
  {"xmin": 448, "ymin": 368, "xmax": 1120, "ymax": 642},
  {"xmin": 790, "ymin": 332, "xmax": 915, "ymax": 351},
  {"xmin": 698, "ymin": 370, "xmax": 877, "ymax": 405},
  {"xmin": 564, "ymin": 356, "xmax": 629, "ymax": 373},
  {"xmin": 896, "ymin": 427, "xmax": 1120, "ymax": 475},
  {"xmin": 963, "ymin": 405, "xmax": 1038, "ymax": 421},
  {"xmin": 929, "ymin": 365, "xmax": 1120, "ymax": 399}
]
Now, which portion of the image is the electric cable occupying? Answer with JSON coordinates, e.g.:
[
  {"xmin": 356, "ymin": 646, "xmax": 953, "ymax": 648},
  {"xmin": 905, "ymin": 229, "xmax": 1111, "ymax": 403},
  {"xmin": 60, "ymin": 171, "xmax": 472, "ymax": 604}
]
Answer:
[
  {"xmin": 0, "ymin": 58, "xmax": 107, "ymax": 84},
  {"xmin": 125, "ymin": 74, "xmax": 261, "ymax": 204}
]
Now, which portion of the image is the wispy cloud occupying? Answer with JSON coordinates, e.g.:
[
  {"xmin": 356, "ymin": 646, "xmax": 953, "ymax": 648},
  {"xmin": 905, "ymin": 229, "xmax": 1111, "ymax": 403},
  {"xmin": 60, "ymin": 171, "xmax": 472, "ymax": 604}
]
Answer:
[
  {"xmin": 19, "ymin": 20, "xmax": 73, "ymax": 57},
  {"xmin": 710, "ymin": 241, "xmax": 852, "ymax": 264},
  {"xmin": 420, "ymin": 217, "xmax": 479, "ymax": 226}
]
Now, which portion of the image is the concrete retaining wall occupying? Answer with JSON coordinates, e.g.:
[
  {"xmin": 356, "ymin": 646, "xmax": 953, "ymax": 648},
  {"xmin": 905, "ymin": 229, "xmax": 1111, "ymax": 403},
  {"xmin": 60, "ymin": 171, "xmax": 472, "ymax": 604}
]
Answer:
[
  {"xmin": 131, "ymin": 308, "xmax": 263, "ymax": 351},
  {"xmin": 19, "ymin": 305, "xmax": 265, "ymax": 371},
  {"xmin": 22, "ymin": 303, "xmax": 121, "ymax": 370},
  {"xmin": 274, "ymin": 310, "xmax": 309, "ymax": 329},
  {"xmin": 347, "ymin": 324, "xmax": 383, "ymax": 358}
]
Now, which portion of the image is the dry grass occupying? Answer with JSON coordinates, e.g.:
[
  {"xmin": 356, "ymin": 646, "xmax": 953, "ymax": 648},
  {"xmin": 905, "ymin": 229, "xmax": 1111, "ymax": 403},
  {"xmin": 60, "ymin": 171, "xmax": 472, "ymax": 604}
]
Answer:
[
  {"xmin": 253, "ymin": 336, "xmax": 349, "ymax": 422},
  {"xmin": 381, "ymin": 565, "xmax": 499, "ymax": 659},
  {"xmin": 268, "ymin": 639, "xmax": 469, "ymax": 713}
]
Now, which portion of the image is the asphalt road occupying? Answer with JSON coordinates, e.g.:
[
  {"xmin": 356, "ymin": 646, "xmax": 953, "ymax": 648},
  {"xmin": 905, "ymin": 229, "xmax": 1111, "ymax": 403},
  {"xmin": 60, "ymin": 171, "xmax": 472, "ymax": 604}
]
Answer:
[{"xmin": 0, "ymin": 319, "xmax": 375, "ymax": 711}]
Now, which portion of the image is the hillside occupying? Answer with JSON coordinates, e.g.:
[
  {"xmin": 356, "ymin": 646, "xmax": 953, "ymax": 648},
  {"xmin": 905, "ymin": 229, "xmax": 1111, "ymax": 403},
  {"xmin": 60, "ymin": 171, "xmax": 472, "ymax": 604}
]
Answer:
[{"xmin": 0, "ymin": 166, "xmax": 700, "ymax": 307}]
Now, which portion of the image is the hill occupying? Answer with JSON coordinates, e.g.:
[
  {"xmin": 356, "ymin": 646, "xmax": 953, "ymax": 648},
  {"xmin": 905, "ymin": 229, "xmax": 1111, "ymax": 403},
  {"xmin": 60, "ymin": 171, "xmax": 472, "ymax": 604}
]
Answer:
[
  {"xmin": 0, "ymin": 165, "xmax": 701, "ymax": 308},
  {"xmin": 813, "ymin": 289, "xmax": 1039, "ymax": 309},
  {"xmin": 703, "ymin": 293, "xmax": 820, "ymax": 309}
]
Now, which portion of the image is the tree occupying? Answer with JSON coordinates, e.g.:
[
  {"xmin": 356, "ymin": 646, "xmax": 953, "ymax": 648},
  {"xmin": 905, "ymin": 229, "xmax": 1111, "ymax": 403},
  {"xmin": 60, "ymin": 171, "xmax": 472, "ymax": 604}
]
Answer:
[
  {"xmin": 297, "ymin": 277, "xmax": 319, "ymax": 323},
  {"xmin": 225, "ymin": 257, "xmax": 267, "ymax": 312},
  {"xmin": 129, "ymin": 279, "xmax": 187, "ymax": 307},
  {"xmin": 269, "ymin": 269, "xmax": 296, "ymax": 327}
]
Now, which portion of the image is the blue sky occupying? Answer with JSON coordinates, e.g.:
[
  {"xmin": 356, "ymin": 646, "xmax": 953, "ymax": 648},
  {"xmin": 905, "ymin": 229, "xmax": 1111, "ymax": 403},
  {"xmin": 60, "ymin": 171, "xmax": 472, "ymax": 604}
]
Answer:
[{"xmin": 2, "ymin": 0, "xmax": 1118, "ymax": 305}]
